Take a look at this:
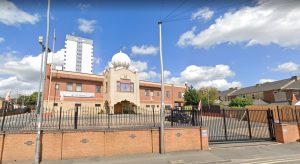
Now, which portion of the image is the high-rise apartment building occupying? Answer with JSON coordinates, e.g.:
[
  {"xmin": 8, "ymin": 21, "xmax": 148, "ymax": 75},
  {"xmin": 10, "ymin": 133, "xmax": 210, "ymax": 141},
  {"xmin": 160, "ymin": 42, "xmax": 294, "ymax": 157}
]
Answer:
[{"xmin": 63, "ymin": 35, "xmax": 93, "ymax": 74}]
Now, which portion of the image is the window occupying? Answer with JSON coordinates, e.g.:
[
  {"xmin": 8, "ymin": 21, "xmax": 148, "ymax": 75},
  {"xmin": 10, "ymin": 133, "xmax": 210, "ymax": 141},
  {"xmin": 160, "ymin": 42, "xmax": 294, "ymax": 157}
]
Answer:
[
  {"xmin": 105, "ymin": 82, "xmax": 108, "ymax": 93},
  {"xmin": 53, "ymin": 103, "xmax": 58, "ymax": 107},
  {"xmin": 55, "ymin": 84, "xmax": 60, "ymax": 90},
  {"xmin": 156, "ymin": 91, "xmax": 160, "ymax": 96},
  {"xmin": 95, "ymin": 104, "xmax": 101, "ymax": 107},
  {"xmin": 150, "ymin": 90, "xmax": 154, "ymax": 97},
  {"xmin": 145, "ymin": 89, "xmax": 149, "ymax": 96},
  {"xmin": 146, "ymin": 105, "xmax": 150, "ymax": 108},
  {"xmin": 76, "ymin": 83, "xmax": 82, "ymax": 92},
  {"xmin": 117, "ymin": 81, "xmax": 134, "ymax": 92},
  {"xmin": 178, "ymin": 92, "xmax": 182, "ymax": 98},
  {"xmin": 166, "ymin": 91, "xmax": 170, "ymax": 98},
  {"xmin": 96, "ymin": 85, "xmax": 101, "ymax": 93},
  {"xmin": 66, "ymin": 82, "xmax": 73, "ymax": 91}
]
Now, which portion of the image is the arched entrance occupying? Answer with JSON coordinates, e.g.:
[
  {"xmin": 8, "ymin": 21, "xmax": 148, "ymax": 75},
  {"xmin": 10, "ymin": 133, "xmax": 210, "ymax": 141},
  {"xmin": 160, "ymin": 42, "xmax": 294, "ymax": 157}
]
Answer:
[{"xmin": 114, "ymin": 100, "xmax": 136, "ymax": 114}]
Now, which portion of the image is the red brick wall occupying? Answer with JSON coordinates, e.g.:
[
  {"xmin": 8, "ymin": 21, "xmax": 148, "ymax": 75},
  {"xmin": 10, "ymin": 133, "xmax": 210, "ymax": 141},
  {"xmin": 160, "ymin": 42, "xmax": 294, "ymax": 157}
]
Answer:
[
  {"xmin": 44, "ymin": 65, "xmax": 104, "ymax": 102},
  {"xmin": 139, "ymin": 85, "xmax": 185, "ymax": 107},
  {"xmin": 274, "ymin": 123, "xmax": 299, "ymax": 143},
  {"xmin": 2, "ymin": 133, "xmax": 36, "ymax": 162},
  {"xmin": 41, "ymin": 132, "xmax": 63, "ymax": 160},
  {"xmin": 62, "ymin": 131, "xmax": 105, "ymax": 159},
  {"xmin": 263, "ymin": 90, "xmax": 275, "ymax": 103},
  {"xmin": 105, "ymin": 130, "xmax": 153, "ymax": 156},
  {"xmin": 0, "ymin": 127, "xmax": 206, "ymax": 162}
]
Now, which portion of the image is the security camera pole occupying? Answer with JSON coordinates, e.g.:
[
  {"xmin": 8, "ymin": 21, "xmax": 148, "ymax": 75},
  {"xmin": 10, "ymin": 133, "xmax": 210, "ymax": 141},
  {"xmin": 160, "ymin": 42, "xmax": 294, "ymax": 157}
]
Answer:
[
  {"xmin": 158, "ymin": 21, "xmax": 165, "ymax": 154},
  {"xmin": 34, "ymin": 0, "xmax": 51, "ymax": 163}
]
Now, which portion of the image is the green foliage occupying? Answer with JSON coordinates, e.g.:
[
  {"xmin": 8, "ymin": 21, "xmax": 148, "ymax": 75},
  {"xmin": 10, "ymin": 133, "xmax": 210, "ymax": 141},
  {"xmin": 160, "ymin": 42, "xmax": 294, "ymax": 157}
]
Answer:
[
  {"xmin": 229, "ymin": 97, "xmax": 253, "ymax": 107},
  {"xmin": 198, "ymin": 87, "xmax": 219, "ymax": 105},
  {"xmin": 184, "ymin": 86, "xmax": 200, "ymax": 106},
  {"xmin": 16, "ymin": 92, "xmax": 40, "ymax": 106}
]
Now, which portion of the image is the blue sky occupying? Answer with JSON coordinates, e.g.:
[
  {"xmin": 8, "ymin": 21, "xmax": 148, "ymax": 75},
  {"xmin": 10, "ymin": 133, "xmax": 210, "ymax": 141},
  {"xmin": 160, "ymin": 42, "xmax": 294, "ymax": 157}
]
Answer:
[{"xmin": 0, "ymin": 0, "xmax": 300, "ymax": 96}]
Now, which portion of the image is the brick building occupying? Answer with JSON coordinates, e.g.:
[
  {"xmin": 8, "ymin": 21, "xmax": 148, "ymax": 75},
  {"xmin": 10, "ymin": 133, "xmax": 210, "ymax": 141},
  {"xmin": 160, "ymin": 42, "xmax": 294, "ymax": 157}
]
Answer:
[
  {"xmin": 220, "ymin": 76, "xmax": 300, "ymax": 105},
  {"xmin": 44, "ymin": 51, "xmax": 186, "ymax": 113}
]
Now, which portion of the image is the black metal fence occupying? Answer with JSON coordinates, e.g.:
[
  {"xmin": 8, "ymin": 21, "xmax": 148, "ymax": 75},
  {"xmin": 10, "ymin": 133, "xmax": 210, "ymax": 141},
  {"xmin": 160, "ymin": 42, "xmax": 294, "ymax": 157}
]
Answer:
[
  {"xmin": 1, "ymin": 105, "xmax": 299, "ymax": 144},
  {"xmin": 201, "ymin": 109, "xmax": 276, "ymax": 143},
  {"xmin": 0, "ymin": 106, "xmax": 167, "ymax": 132}
]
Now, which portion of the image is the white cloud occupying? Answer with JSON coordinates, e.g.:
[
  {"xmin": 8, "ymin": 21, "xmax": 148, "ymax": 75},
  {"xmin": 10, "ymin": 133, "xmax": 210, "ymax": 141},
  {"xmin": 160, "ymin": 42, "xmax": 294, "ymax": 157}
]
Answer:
[
  {"xmin": 166, "ymin": 64, "xmax": 240, "ymax": 91},
  {"xmin": 0, "ymin": 37, "xmax": 4, "ymax": 44},
  {"xmin": 258, "ymin": 79, "xmax": 275, "ymax": 84},
  {"xmin": 178, "ymin": 0, "xmax": 300, "ymax": 48},
  {"xmin": 0, "ymin": 49, "xmax": 64, "ymax": 96},
  {"xmin": 78, "ymin": 3, "xmax": 90, "ymax": 11},
  {"xmin": 131, "ymin": 45, "xmax": 158, "ymax": 56},
  {"xmin": 0, "ymin": 0, "xmax": 40, "ymax": 26},
  {"xmin": 78, "ymin": 18, "xmax": 96, "ymax": 33},
  {"xmin": 195, "ymin": 79, "xmax": 241, "ymax": 91},
  {"xmin": 105, "ymin": 59, "xmax": 239, "ymax": 90},
  {"xmin": 130, "ymin": 61, "xmax": 148, "ymax": 72},
  {"xmin": 93, "ymin": 57, "xmax": 101, "ymax": 65},
  {"xmin": 273, "ymin": 62, "xmax": 299, "ymax": 72},
  {"xmin": 191, "ymin": 7, "xmax": 214, "ymax": 21},
  {"xmin": 139, "ymin": 71, "xmax": 160, "ymax": 81}
]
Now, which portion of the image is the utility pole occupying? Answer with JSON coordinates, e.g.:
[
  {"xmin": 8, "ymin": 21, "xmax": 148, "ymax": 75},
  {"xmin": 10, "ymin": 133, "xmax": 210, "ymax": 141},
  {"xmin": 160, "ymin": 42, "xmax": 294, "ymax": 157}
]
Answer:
[
  {"xmin": 158, "ymin": 21, "xmax": 165, "ymax": 154},
  {"xmin": 35, "ymin": 0, "xmax": 51, "ymax": 163}
]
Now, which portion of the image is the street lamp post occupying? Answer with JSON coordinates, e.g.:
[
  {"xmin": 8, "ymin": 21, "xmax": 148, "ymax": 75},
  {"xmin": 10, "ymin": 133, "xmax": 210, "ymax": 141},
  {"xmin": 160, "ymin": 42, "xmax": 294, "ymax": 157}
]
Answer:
[
  {"xmin": 34, "ymin": 0, "xmax": 51, "ymax": 163},
  {"xmin": 158, "ymin": 21, "xmax": 165, "ymax": 154}
]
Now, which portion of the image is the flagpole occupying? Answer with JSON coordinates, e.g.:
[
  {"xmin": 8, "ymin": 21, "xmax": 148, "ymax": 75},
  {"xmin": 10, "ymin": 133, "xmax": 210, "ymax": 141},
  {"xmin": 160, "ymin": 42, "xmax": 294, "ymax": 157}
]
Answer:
[{"xmin": 158, "ymin": 21, "xmax": 165, "ymax": 154}]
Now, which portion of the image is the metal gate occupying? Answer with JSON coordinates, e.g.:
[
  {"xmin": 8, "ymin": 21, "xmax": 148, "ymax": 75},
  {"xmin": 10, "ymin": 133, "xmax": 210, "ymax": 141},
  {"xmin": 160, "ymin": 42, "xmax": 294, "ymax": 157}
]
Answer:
[{"xmin": 201, "ymin": 109, "xmax": 276, "ymax": 143}]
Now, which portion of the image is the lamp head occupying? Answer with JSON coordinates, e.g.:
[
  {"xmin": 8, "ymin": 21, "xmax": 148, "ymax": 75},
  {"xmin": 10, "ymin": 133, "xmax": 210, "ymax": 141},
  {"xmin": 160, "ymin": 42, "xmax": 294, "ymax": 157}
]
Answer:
[{"xmin": 38, "ymin": 36, "xmax": 43, "ymax": 44}]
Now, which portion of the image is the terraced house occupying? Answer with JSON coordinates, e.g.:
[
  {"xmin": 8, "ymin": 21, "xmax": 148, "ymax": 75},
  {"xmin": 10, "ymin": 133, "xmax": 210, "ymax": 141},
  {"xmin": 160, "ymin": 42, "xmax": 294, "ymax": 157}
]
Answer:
[{"xmin": 220, "ymin": 76, "xmax": 300, "ymax": 105}]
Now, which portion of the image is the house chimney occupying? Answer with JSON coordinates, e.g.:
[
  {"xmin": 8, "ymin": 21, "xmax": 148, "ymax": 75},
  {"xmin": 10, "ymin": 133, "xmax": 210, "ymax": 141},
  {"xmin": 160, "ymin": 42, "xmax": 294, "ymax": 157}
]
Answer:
[{"xmin": 291, "ymin": 76, "xmax": 300, "ymax": 81}]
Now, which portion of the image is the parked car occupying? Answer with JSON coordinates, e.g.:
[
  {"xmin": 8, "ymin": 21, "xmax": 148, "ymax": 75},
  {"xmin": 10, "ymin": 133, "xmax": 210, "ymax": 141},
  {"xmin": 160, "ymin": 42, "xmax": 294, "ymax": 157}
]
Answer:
[{"xmin": 165, "ymin": 112, "xmax": 192, "ymax": 123}]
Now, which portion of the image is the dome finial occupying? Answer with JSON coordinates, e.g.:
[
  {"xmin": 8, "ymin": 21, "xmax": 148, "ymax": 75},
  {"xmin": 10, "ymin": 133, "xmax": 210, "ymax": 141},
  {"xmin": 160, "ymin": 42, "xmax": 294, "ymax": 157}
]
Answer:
[{"xmin": 111, "ymin": 51, "xmax": 131, "ymax": 69}]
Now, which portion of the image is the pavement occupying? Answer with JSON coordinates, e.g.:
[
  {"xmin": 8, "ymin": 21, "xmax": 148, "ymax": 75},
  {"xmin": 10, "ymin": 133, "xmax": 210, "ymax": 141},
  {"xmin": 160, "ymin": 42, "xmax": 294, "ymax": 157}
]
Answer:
[{"xmin": 13, "ymin": 141, "xmax": 300, "ymax": 164}]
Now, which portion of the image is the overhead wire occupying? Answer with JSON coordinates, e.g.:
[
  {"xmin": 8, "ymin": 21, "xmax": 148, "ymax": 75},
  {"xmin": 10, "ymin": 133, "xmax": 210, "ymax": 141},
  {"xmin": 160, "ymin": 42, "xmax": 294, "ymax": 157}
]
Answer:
[{"xmin": 161, "ymin": 0, "xmax": 189, "ymax": 22}]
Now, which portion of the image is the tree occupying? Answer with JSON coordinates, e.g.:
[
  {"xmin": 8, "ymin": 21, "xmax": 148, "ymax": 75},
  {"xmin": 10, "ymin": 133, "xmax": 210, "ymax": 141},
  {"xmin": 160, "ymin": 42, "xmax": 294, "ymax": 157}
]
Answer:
[
  {"xmin": 16, "ymin": 92, "xmax": 40, "ymax": 106},
  {"xmin": 27, "ymin": 92, "xmax": 39, "ymax": 105},
  {"xmin": 229, "ymin": 97, "xmax": 253, "ymax": 107},
  {"xmin": 184, "ymin": 86, "xmax": 200, "ymax": 106},
  {"xmin": 198, "ymin": 87, "xmax": 219, "ymax": 106}
]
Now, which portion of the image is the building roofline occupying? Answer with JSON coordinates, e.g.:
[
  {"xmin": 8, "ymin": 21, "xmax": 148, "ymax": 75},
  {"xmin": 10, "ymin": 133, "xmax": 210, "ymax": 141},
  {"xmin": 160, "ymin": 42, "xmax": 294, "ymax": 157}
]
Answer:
[{"xmin": 139, "ymin": 80, "xmax": 186, "ymax": 88}]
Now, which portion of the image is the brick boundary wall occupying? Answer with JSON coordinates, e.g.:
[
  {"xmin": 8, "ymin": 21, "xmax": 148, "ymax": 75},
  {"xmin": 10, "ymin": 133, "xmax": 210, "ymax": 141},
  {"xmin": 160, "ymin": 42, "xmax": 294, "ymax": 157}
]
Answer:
[
  {"xmin": 0, "ymin": 127, "xmax": 208, "ymax": 162},
  {"xmin": 274, "ymin": 123, "xmax": 300, "ymax": 143}
]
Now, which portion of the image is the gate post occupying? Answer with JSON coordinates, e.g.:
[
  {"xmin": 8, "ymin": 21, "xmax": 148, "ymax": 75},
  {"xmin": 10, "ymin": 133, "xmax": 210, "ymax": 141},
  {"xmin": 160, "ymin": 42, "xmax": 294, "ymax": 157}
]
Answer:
[
  {"xmin": 246, "ymin": 109, "xmax": 252, "ymax": 139},
  {"xmin": 171, "ymin": 109, "xmax": 173, "ymax": 127},
  {"xmin": 192, "ymin": 109, "xmax": 195, "ymax": 126},
  {"xmin": 267, "ymin": 109, "xmax": 276, "ymax": 140},
  {"xmin": 222, "ymin": 109, "xmax": 228, "ymax": 141},
  {"xmin": 1, "ymin": 101, "xmax": 7, "ymax": 131},
  {"xmin": 74, "ymin": 106, "xmax": 78, "ymax": 129},
  {"xmin": 58, "ymin": 106, "xmax": 62, "ymax": 130}
]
